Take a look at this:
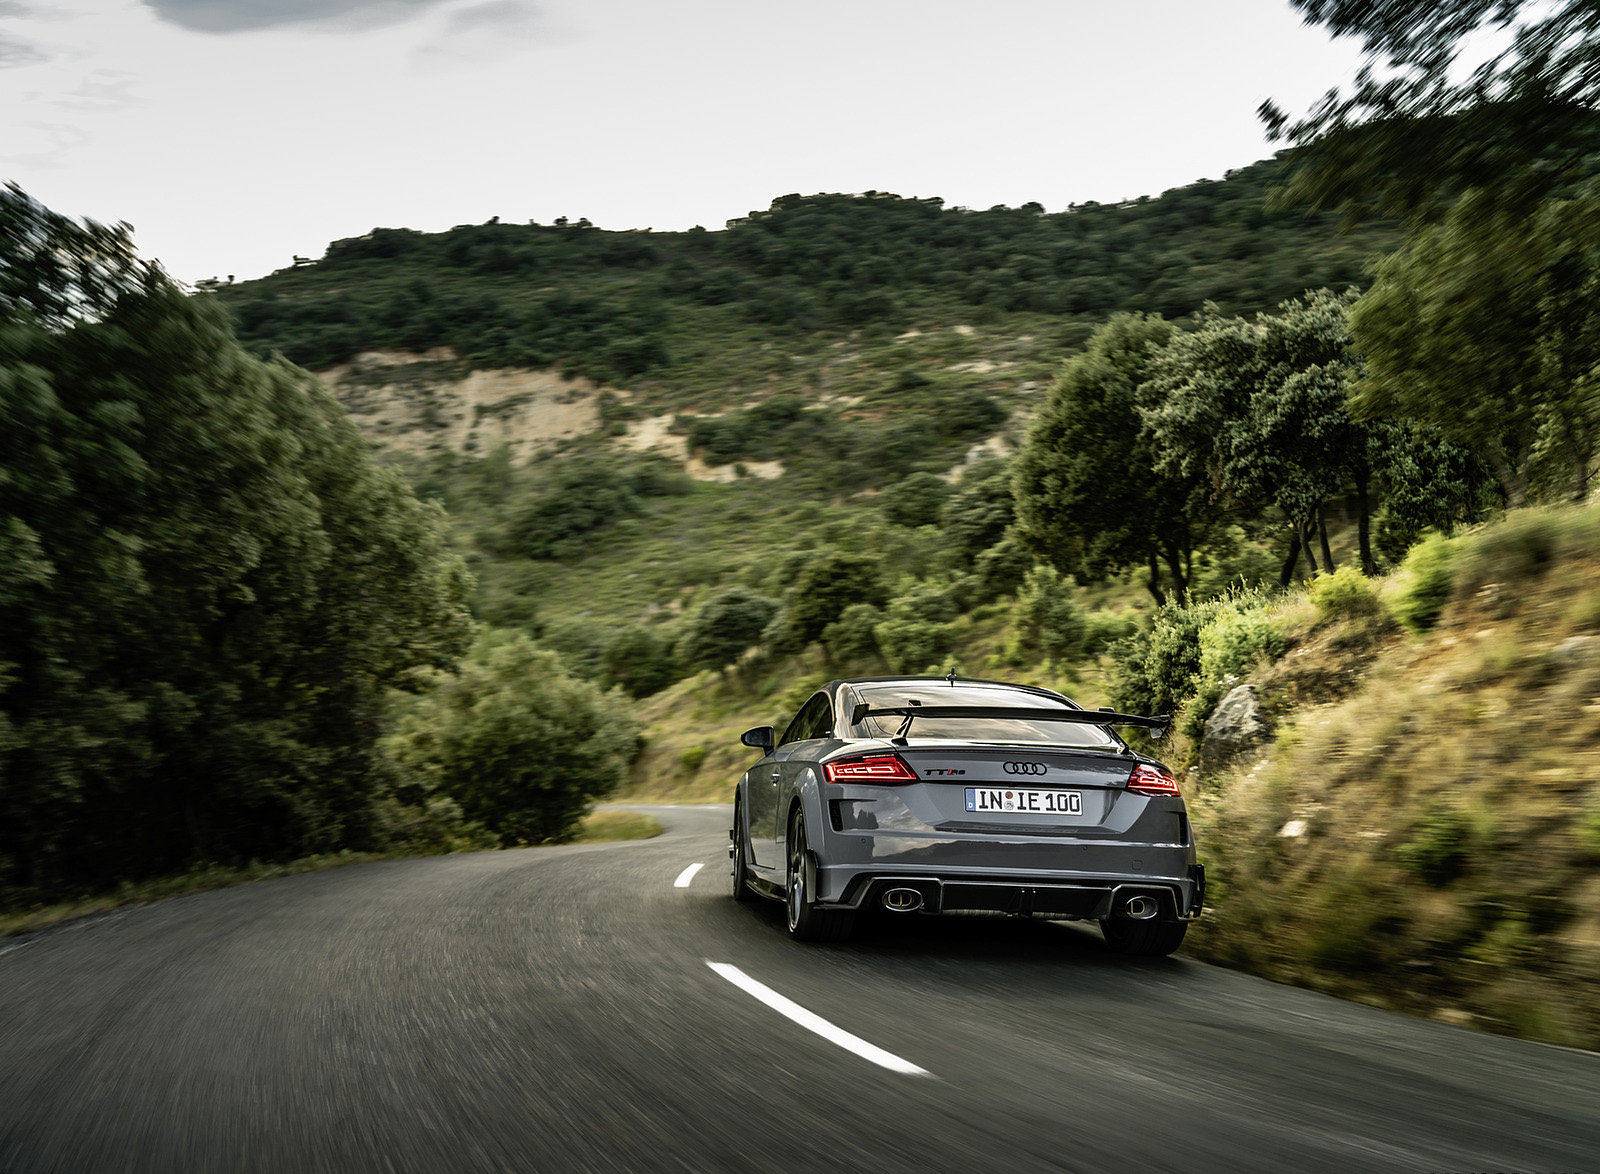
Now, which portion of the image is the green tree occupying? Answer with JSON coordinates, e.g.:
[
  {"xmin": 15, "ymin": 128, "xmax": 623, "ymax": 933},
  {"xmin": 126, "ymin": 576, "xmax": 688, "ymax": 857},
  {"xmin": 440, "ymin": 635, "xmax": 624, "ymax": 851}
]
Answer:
[
  {"xmin": 1009, "ymin": 566, "xmax": 1089, "ymax": 664},
  {"xmin": 1266, "ymin": 1, "xmax": 1600, "ymax": 221},
  {"xmin": 879, "ymin": 472, "xmax": 950, "ymax": 529},
  {"xmin": 939, "ymin": 459, "xmax": 1015, "ymax": 562},
  {"xmin": 391, "ymin": 631, "xmax": 638, "ymax": 845},
  {"xmin": 770, "ymin": 551, "xmax": 889, "ymax": 650},
  {"xmin": 1, "ymin": 186, "xmax": 473, "ymax": 897},
  {"xmin": 679, "ymin": 587, "xmax": 780, "ymax": 674},
  {"xmin": 600, "ymin": 624, "xmax": 679, "ymax": 698},
  {"xmin": 1012, "ymin": 314, "xmax": 1214, "ymax": 606},
  {"xmin": 1350, "ymin": 192, "xmax": 1600, "ymax": 505}
]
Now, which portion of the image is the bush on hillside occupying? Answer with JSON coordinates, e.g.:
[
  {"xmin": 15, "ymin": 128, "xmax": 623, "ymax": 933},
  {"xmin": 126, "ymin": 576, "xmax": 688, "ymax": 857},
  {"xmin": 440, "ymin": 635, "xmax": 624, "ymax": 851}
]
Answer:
[
  {"xmin": 390, "ymin": 630, "xmax": 639, "ymax": 845},
  {"xmin": 872, "ymin": 580, "xmax": 964, "ymax": 673},
  {"xmin": 973, "ymin": 530, "xmax": 1035, "ymax": 601},
  {"xmin": 1393, "ymin": 531, "xmax": 1458, "ymax": 633},
  {"xmin": 1183, "ymin": 595, "xmax": 1287, "ymax": 736},
  {"xmin": 1007, "ymin": 566, "xmax": 1088, "ymax": 664},
  {"xmin": 1108, "ymin": 599, "xmax": 1231, "ymax": 722},
  {"xmin": 821, "ymin": 603, "xmax": 885, "ymax": 665},
  {"xmin": 600, "ymin": 624, "xmax": 679, "ymax": 698},
  {"xmin": 879, "ymin": 472, "xmax": 951, "ymax": 529},
  {"xmin": 1084, "ymin": 609, "xmax": 1139, "ymax": 655},
  {"xmin": 680, "ymin": 587, "xmax": 780, "ymax": 674},
  {"xmin": 1308, "ymin": 565, "xmax": 1386, "ymax": 623},
  {"xmin": 769, "ymin": 550, "xmax": 890, "ymax": 650}
]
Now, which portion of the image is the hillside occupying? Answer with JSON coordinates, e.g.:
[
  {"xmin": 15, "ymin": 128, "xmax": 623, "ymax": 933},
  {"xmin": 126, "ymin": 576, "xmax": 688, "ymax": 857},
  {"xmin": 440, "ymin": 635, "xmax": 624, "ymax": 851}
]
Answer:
[
  {"xmin": 212, "ymin": 156, "xmax": 1398, "ymax": 418},
  {"xmin": 198, "ymin": 155, "xmax": 1596, "ymax": 1053},
  {"xmin": 1181, "ymin": 506, "xmax": 1600, "ymax": 1048}
]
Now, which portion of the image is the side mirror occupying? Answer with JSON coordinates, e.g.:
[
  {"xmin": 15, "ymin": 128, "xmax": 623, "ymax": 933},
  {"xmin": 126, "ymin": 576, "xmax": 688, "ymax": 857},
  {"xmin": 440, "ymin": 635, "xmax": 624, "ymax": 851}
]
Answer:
[{"xmin": 741, "ymin": 725, "xmax": 775, "ymax": 755}]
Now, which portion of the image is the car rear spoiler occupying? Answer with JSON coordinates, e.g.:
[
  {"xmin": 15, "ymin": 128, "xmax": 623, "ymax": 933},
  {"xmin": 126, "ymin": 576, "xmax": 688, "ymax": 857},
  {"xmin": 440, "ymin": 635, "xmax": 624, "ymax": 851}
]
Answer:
[{"xmin": 850, "ymin": 704, "xmax": 1172, "ymax": 740}]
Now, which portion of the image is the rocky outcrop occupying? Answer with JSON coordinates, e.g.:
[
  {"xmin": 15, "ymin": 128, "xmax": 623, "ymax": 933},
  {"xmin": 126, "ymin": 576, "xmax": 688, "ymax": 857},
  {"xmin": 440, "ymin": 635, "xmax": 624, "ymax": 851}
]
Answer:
[{"xmin": 1198, "ymin": 684, "xmax": 1272, "ymax": 774}]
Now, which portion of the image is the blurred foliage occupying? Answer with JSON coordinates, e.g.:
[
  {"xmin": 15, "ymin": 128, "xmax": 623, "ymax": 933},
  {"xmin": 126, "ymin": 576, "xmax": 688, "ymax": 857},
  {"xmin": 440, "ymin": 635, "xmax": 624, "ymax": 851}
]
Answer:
[
  {"xmin": 0, "ymin": 186, "xmax": 475, "ymax": 901},
  {"xmin": 1392, "ymin": 532, "xmax": 1460, "ymax": 634},
  {"xmin": 1007, "ymin": 566, "xmax": 1088, "ymax": 665},
  {"xmin": 1307, "ymin": 565, "xmax": 1386, "ymax": 623}
]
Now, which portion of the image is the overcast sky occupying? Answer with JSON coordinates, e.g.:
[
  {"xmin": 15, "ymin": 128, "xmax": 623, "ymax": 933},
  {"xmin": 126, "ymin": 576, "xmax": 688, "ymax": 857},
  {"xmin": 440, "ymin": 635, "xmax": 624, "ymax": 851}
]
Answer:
[{"xmin": 2, "ymin": 0, "xmax": 1368, "ymax": 284}]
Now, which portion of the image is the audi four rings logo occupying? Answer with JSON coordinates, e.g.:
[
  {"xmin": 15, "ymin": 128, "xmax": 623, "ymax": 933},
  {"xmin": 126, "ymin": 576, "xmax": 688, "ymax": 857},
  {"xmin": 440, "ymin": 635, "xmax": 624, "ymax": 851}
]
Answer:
[{"xmin": 1003, "ymin": 761, "xmax": 1047, "ymax": 776}]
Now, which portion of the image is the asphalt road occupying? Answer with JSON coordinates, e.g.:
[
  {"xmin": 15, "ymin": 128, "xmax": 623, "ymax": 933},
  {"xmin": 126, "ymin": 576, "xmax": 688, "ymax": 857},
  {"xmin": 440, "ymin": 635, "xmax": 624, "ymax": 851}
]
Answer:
[{"xmin": 2, "ymin": 804, "xmax": 1597, "ymax": 1174}]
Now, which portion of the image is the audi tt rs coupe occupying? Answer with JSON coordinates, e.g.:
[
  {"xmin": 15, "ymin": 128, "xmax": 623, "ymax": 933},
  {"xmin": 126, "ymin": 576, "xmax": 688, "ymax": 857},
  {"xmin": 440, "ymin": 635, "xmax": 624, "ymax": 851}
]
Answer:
[{"xmin": 728, "ymin": 675, "xmax": 1203, "ymax": 956}]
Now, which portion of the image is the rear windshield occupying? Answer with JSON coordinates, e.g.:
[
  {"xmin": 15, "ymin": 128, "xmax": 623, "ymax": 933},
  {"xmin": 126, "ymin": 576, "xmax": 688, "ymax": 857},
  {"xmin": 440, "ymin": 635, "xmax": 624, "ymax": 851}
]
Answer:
[{"xmin": 850, "ymin": 684, "xmax": 1119, "ymax": 748}]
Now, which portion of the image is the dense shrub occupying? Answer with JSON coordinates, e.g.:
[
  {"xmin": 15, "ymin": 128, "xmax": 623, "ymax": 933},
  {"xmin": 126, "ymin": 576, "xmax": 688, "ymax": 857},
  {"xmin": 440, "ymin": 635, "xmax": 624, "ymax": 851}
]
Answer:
[
  {"xmin": 879, "ymin": 472, "xmax": 951, "ymax": 529},
  {"xmin": 772, "ymin": 551, "xmax": 890, "ymax": 650},
  {"xmin": 680, "ymin": 587, "xmax": 780, "ymax": 673},
  {"xmin": 1308, "ymin": 565, "xmax": 1386, "ymax": 622},
  {"xmin": 873, "ymin": 580, "xmax": 964, "ymax": 673},
  {"xmin": 1008, "ymin": 566, "xmax": 1088, "ymax": 664},
  {"xmin": 973, "ymin": 530, "xmax": 1035, "ymax": 600},
  {"xmin": 1084, "ymin": 609, "xmax": 1139, "ymax": 654},
  {"xmin": 515, "ymin": 459, "xmax": 643, "ymax": 560},
  {"xmin": 1184, "ymin": 595, "xmax": 1287, "ymax": 735},
  {"xmin": 1393, "ymin": 531, "xmax": 1458, "ymax": 633},
  {"xmin": 939, "ymin": 460, "xmax": 1015, "ymax": 561},
  {"xmin": 390, "ymin": 630, "xmax": 639, "ymax": 845},
  {"xmin": 1394, "ymin": 804, "xmax": 1476, "ymax": 886},
  {"xmin": 821, "ymin": 603, "xmax": 885, "ymax": 664},
  {"xmin": 600, "ymin": 624, "xmax": 680, "ymax": 698},
  {"xmin": 1107, "ymin": 599, "xmax": 1230, "ymax": 720}
]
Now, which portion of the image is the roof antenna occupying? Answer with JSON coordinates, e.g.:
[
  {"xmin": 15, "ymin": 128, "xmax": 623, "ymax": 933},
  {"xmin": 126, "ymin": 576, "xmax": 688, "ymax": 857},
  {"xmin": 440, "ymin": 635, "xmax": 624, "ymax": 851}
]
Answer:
[{"xmin": 946, "ymin": 666, "xmax": 958, "ymax": 687}]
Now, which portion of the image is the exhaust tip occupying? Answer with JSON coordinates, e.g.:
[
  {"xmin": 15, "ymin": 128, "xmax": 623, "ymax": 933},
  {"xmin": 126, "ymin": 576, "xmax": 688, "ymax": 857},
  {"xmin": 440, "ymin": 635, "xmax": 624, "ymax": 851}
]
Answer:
[
  {"xmin": 883, "ymin": 887, "xmax": 923, "ymax": 912},
  {"xmin": 1124, "ymin": 895, "xmax": 1159, "ymax": 920}
]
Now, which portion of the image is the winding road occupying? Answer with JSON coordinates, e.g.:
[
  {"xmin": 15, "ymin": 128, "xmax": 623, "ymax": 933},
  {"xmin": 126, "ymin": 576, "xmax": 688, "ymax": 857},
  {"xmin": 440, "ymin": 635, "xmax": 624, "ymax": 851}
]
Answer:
[{"xmin": 2, "ymin": 805, "xmax": 1596, "ymax": 1173}]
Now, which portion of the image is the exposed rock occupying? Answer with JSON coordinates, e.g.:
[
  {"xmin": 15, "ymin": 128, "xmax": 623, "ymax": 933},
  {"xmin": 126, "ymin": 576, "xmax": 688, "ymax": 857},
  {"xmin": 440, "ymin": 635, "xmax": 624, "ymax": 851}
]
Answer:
[
  {"xmin": 1553, "ymin": 635, "xmax": 1597, "ymax": 665},
  {"xmin": 1198, "ymin": 684, "xmax": 1272, "ymax": 774}
]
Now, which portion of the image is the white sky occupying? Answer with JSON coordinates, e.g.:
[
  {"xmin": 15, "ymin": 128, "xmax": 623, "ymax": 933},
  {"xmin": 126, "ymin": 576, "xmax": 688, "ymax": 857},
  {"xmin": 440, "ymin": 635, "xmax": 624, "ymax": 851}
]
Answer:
[{"xmin": 2, "ymin": 0, "xmax": 1368, "ymax": 285}]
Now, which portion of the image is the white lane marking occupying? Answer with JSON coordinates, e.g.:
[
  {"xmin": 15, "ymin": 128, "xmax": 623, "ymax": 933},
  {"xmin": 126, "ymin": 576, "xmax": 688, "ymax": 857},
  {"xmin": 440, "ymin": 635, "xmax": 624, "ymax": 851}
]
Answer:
[
  {"xmin": 705, "ymin": 961, "xmax": 930, "ymax": 1077},
  {"xmin": 674, "ymin": 863, "xmax": 705, "ymax": 888}
]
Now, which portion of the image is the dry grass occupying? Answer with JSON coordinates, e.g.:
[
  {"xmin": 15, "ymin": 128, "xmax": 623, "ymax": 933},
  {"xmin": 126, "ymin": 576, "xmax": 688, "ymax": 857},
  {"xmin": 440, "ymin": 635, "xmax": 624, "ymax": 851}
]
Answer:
[
  {"xmin": 567, "ymin": 809, "xmax": 664, "ymax": 843},
  {"xmin": 1186, "ymin": 503, "xmax": 1600, "ymax": 1049}
]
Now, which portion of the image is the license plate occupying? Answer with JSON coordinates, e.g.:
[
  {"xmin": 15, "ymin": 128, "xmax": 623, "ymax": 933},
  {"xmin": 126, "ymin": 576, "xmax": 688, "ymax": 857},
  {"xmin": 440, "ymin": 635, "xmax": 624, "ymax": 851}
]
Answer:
[{"xmin": 964, "ymin": 787, "xmax": 1081, "ymax": 815}]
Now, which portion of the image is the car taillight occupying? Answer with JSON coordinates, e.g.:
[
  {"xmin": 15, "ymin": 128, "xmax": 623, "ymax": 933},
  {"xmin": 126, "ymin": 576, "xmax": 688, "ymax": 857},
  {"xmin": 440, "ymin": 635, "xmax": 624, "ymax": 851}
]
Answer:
[
  {"xmin": 823, "ymin": 754, "xmax": 918, "ymax": 784},
  {"xmin": 1127, "ymin": 763, "xmax": 1181, "ymax": 796}
]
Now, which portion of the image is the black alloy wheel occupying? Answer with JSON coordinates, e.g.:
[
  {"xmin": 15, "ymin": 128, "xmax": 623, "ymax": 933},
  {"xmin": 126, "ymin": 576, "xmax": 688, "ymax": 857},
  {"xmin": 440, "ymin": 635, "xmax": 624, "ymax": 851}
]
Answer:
[
  {"xmin": 785, "ymin": 814, "xmax": 852, "ymax": 943},
  {"xmin": 731, "ymin": 800, "xmax": 753, "ymax": 903}
]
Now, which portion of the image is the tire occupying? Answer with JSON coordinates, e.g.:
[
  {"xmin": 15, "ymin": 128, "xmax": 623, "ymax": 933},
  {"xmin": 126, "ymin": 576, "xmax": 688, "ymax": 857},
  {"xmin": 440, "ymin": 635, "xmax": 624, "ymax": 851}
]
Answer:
[
  {"xmin": 1099, "ymin": 917, "xmax": 1187, "ymax": 957},
  {"xmin": 731, "ymin": 800, "xmax": 754, "ymax": 903},
  {"xmin": 785, "ymin": 814, "xmax": 853, "ymax": 943}
]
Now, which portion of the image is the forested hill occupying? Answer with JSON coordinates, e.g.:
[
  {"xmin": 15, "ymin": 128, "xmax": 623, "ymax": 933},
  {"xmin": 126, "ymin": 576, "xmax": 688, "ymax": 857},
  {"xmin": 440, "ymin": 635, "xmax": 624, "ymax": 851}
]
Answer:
[{"xmin": 210, "ymin": 156, "xmax": 1398, "ymax": 395}]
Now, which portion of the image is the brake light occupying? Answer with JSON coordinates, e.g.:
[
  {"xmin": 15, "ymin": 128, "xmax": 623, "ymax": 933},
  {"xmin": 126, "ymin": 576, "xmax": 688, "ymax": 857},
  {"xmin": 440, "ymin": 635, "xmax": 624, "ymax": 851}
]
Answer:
[
  {"xmin": 823, "ymin": 754, "xmax": 918, "ymax": 784},
  {"xmin": 1127, "ymin": 763, "xmax": 1181, "ymax": 796}
]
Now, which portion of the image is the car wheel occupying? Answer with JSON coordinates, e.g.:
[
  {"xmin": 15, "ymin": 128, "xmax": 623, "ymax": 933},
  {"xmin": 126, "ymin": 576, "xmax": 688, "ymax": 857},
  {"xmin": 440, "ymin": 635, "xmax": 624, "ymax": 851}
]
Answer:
[
  {"xmin": 1098, "ymin": 917, "xmax": 1187, "ymax": 957},
  {"xmin": 731, "ymin": 800, "xmax": 754, "ymax": 903},
  {"xmin": 786, "ymin": 814, "xmax": 853, "ymax": 943}
]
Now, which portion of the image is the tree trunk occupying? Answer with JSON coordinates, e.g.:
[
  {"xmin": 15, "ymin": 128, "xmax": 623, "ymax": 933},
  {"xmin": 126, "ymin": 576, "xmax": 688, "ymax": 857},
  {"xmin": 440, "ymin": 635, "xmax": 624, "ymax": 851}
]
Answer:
[
  {"xmin": 1145, "ymin": 551, "xmax": 1167, "ymax": 608},
  {"xmin": 1278, "ymin": 530, "xmax": 1302, "ymax": 588},
  {"xmin": 1484, "ymin": 441, "xmax": 1528, "ymax": 508},
  {"xmin": 1317, "ymin": 500, "xmax": 1336, "ymax": 573},
  {"xmin": 1163, "ymin": 546, "xmax": 1188, "ymax": 609},
  {"xmin": 1301, "ymin": 511, "xmax": 1320, "ymax": 576},
  {"xmin": 1355, "ymin": 471, "xmax": 1376, "ymax": 575}
]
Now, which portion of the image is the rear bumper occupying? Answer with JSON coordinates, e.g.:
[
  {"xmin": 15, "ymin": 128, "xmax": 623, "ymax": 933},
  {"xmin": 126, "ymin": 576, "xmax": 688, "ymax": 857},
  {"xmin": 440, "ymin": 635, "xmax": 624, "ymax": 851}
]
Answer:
[{"xmin": 829, "ymin": 864, "xmax": 1205, "ymax": 922}]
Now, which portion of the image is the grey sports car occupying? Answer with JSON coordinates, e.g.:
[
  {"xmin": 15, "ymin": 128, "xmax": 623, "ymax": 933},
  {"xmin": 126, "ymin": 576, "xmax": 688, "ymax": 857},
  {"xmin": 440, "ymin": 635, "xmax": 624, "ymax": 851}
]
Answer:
[{"xmin": 729, "ymin": 675, "xmax": 1203, "ymax": 956}]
